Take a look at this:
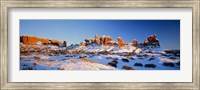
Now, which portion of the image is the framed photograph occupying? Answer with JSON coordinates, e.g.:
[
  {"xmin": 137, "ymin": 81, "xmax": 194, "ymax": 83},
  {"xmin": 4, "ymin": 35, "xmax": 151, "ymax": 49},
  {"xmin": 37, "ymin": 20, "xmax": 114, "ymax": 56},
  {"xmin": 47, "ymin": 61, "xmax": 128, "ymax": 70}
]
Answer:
[{"xmin": 1, "ymin": 0, "xmax": 199, "ymax": 90}]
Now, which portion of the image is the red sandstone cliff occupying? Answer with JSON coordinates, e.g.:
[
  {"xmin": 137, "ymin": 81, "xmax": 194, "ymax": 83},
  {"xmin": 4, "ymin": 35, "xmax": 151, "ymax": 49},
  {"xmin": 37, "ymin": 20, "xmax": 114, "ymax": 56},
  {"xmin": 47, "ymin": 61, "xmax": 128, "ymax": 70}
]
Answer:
[
  {"xmin": 118, "ymin": 37, "xmax": 127, "ymax": 48},
  {"xmin": 21, "ymin": 35, "xmax": 63, "ymax": 46}
]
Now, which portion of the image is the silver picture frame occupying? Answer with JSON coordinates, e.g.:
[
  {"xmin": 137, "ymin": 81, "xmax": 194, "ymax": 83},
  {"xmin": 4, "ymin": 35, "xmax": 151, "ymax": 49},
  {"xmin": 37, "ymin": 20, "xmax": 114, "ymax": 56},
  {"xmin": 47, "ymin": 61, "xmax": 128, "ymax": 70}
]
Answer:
[{"xmin": 0, "ymin": 0, "xmax": 199, "ymax": 89}]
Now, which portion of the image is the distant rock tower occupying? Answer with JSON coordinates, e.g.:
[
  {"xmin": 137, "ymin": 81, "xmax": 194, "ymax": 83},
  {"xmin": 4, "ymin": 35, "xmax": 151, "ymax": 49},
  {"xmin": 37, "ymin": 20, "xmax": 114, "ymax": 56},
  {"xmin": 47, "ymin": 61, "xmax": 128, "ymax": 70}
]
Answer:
[
  {"xmin": 118, "ymin": 37, "xmax": 126, "ymax": 48},
  {"xmin": 104, "ymin": 36, "xmax": 114, "ymax": 46},
  {"xmin": 94, "ymin": 34, "xmax": 100, "ymax": 44},
  {"xmin": 132, "ymin": 39, "xmax": 138, "ymax": 46},
  {"xmin": 143, "ymin": 34, "xmax": 160, "ymax": 48},
  {"xmin": 62, "ymin": 41, "xmax": 67, "ymax": 47},
  {"xmin": 100, "ymin": 35, "xmax": 105, "ymax": 45}
]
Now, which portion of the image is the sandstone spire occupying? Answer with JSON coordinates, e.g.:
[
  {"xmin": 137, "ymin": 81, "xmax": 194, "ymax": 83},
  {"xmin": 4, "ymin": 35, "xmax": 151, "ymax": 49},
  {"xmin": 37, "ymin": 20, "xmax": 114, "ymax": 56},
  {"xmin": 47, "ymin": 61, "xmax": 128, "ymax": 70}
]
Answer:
[
  {"xmin": 94, "ymin": 34, "xmax": 100, "ymax": 44},
  {"xmin": 118, "ymin": 37, "xmax": 126, "ymax": 48},
  {"xmin": 132, "ymin": 39, "xmax": 138, "ymax": 46}
]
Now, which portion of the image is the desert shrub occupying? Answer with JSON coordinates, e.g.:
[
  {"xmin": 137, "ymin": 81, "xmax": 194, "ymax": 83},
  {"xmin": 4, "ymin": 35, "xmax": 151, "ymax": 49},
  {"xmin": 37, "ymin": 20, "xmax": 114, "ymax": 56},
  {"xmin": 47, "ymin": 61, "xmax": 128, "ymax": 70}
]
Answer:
[
  {"xmin": 106, "ymin": 56, "xmax": 113, "ymax": 59},
  {"xmin": 134, "ymin": 63, "xmax": 143, "ymax": 67},
  {"xmin": 113, "ymin": 58, "xmax": 118, "ymax": 60},
  {"xmin": 130, "ymin": 57, "xmax": 135, "ymax": 60},
  {"xmin": 34, "ymin": 56, "xmax": 40, "ymax": 60},
  {"xmin": 33, "ymin": 62, "xmax": 37, "ymax": 66},
  {"xmin": 160, "ymin": 53, "xmax": 168, "ymax": 57},
  {"xmin": 174, "ymin": 54, "xmax": 180, "ymax": 57},
  {"xmin": 152, "ymin": 55, "xmax": 155, "ymax": 58},
  {"xmin": 27, "ymin": 67, "xmax": 33, "ymax": 70},
  {"xmin": 169, "ymin": 57, "xmax": 176, "ymax": 59},
  {"xmin": 146, "ymin": 51, "xmax": 155, "ymax": 54},
  {"xmin": 122, "ymin": 65, "xmax": 135, "ymax": 70},
  {"xmin": 136, "ymin": 54, "xmax": 143, "ymax": 57},
  {"xmin": 176, "ymin": 61, "xmax": 180, "ymax": 66},
  {"xmin": 65, "ymin": 55, "xmax": 74, "ymax": 57},
  {"xmin": 121, "ymin": 58, "xmax": 129, "ymax": 62},
  {"xmin": 23, "ymin": 64, "xmax": 26, "ymax": 66},
  {"xmin": 57, "ymin": 67, "xmax": 65, "ymax": 70},
  {"xmin": 61, "ymin": 59, "xmax": 66, "ymax": 61},
  {"xmin": 60, "ymin": 51, "xmax": 67, "ymax": 55},
  {"xmin": 144, "ymin": 54, "xmax": 149, "ymax": 58},
  {"xmin": 50, "ymin": 50, "xmax": 58, "ymax": 55},
  {"xmin": 149, "ymin": 57, "xmax": 155, "ymax": 61},
  {"xmin": 65, "ymin": 55, "xmax": 70, "ymax": 57},
  {"xmin": 112, "ymin": 60, "xmax": 118, "ymax": 64},
  {"xmin": 138, "ymin": 57, "xmax": 144, "ymax": 60},
  {"xmin": 79, "ymin": 56, "xmax": 87, "ymax": 58},
  {"xmin": 99, "ymin": 51, "xmax": 110, "ymax": 55},
  {"xmin": 49, "ymin": 54, "xmax": 53, "ymax": 56},
  {"xmin": 163, "ymin": 62, "xmax": 175, "ymax": 67},
  {"xmin": 108, "ymin": 61, "xmax": 117, "ymax": 67},
  {"xmin": 145, "ymin": 64, "xmax": 156, "ymax": 68}
]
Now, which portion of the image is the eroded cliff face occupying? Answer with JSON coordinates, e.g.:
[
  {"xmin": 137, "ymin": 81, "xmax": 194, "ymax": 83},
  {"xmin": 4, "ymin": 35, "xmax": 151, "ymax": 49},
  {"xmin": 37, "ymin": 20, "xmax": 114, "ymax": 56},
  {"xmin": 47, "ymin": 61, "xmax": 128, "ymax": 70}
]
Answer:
[
  {"xmin": 132, "ymin": 39, "xmax": 138, "ymax": 47},
  {"xmin": 82, "ymin": 35, "xmax": 115, "ymax": 46},
  {"xmin": 99, "ymin": 35, "xmax": 114, "ymax": 46},
  {"xmin": 137, "ymin": 34, "xmax": 160, "ymax": 48},
  {"xmin": 118, "ymin": 37, "xmax": 127, "ymax": 48},
  {"xmin": 94, "ymin": 34, "xmax": 100, "ymax": 44},
  {"xmin": 80, "ymin": 34, "xmax": 160, "ymax": 48},
  {"xmin": 21, "ymin": 35, "xmax": 64, "ymax": 46},
  {"xmin": 104, "ymin": 36, "xmax": 114, "ymax": 46},
  {"xmin": 144, "ymin": 34, "xmax": 160, "ymax": 47},
  {"xmin": 21, "ymin": 34, "xmax": 160, "ymax": 48}
]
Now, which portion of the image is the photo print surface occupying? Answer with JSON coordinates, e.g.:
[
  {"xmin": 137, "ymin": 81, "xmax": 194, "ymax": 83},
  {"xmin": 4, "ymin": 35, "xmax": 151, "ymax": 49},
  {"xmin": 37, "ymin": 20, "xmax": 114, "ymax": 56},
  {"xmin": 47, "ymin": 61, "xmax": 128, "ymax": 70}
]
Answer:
[{"xmin": 20, "ymin": 20, "xmax": 180, "ymax": 70}]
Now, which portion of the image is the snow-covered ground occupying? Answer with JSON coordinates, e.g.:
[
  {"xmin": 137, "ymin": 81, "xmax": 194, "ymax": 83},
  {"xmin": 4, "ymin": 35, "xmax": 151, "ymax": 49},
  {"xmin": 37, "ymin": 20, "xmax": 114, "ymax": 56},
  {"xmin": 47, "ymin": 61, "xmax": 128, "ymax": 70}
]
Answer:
[{"xmin": 20, "ymin": 43, "xmax": 180, "ymax": 70}]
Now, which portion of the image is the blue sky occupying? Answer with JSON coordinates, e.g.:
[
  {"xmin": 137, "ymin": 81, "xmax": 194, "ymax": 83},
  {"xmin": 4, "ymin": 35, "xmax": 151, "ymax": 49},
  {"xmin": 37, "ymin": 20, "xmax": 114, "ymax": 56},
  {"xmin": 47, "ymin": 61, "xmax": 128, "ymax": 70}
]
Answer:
[{"xmin": 20, "ymin": 20, "xmax": 180, "ymax": 49}]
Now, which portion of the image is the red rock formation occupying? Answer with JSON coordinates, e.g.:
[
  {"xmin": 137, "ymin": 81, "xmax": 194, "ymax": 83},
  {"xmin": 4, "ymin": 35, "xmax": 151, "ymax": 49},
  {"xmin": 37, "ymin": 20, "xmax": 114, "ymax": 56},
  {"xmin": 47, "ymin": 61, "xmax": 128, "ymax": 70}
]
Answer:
[
  {"xmin": 21, "ymin": 35, "xmax": 63, "ymax": 46},
  {"xmin": 21, "ymin": 36, "xmax": 28, "ymax": 44},
  {"xmin": 144, "ymin": 39, "xmax": 148, "ymax": 44},
  {"xmin": 147, "ymin": 34, "xmax": 157, "ymax": 43},
  {"xmin": 84, "ymin": 39, "xmax": 90, "ymax": 45},
  {"xmin": 37, "ymin": 38, "xmax": 49, "ymax": 45},
  {"xmin": 118, "ymin": 37, "xmax": 126, "ymax": 48},
  {"xmin": 62, "ymin": 41, "xmax": 67, "ymax": 47},
  {"xmin": 99, "ymin": 35, "xmax": 114, "ymax": 46},
  {"xmin": 132, "ymin": 39, "xmax": 138, "ymax": 46},
  {"xmin": 143, "ymin": 34, "xmax": 160, "ymax": 47},
  {"xmin": 50, "ymin": 40, "xmax": 61, "ymax": 46},
  {"xmin": 104, "ymin": 36, "xmax": 114, "ymax": 46},
  {"xmin": 81, "ymin": 41, "xmax": 87, "ymax": 46},
  {"xmin": 94, "ymin": 34, "xmax": 100, "ymax": 44},
  {"xmin": 89, "ymin": 38, "xmax": 95, "ymax": 43},
  {"xmin": 100, "ymin": 36, "xmax": 105, "ymax": 45},
  {"xmin": 22, "ymin": 36, "xmax": 48, "ymax": 45}
]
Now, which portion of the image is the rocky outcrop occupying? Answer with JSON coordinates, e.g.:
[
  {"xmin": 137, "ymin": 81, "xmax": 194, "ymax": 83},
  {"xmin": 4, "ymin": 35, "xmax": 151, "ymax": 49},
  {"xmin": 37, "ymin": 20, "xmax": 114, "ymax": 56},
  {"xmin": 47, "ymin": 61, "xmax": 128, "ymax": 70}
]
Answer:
[
  {"xmin": 50, "ymin": 40, "xmax": 62, "ymax": 46},
  {"xmin": 94, "ymin": 34, "xmax": 100, "ymax": 44},
  {"xmin": 139, "ymin": 34, "xmax": 160, "ymax": 48},
  {"xmin": 122, "ymin": 65, "xmax": 135, "ymax": 70},
  {"xmin": 89, "ymin": 38, "xmax": 95, "ymax": 43},
  {"xmin": 144, "ymin": 39, "xmax": 148, "ymax": 44},
  {"xmin": 21, "ymin": 36, "xmax": 49, "ymax": 45},
  {"xmin": 81, "ymin": 41, "xmax": 87, "ymax": 46},
  {"xmin": 62, "ymin": 41, "xmax": 67, "ymax": 47},
  {"xmin": 80, "ymin": 34, "xmax": 160, "ymax": 48},
  {"xmin": 82, "ymin": 35, "xmax": 115, "ymax": 46},
  {"xmin": 84, "ymin": 39, "xmax": 91, "ymax": 45},
  {"xmin": 132, "ymin": 39, "xmax": 138, "ymax": 47},
  {"xmin": 118, "ymin": 37, "xmax": 127, "ymax": 48},
  {"xmin": 99, "ymin": 35, "xmax": 114, "ymax": 46},
  {"xmin": 21, "ymin": 35, "xmax": 63, "ymax": 46},
  {"xmin": 104, "ymin": 36, "xmax": 114, "ymax": 46},
  {"xmin": 100, "ymin": 36, "xmax": 105, "ymax": 45},
  {"xmin": 147, "ymin": 34, "xmax": 157, "ymax": 43}
]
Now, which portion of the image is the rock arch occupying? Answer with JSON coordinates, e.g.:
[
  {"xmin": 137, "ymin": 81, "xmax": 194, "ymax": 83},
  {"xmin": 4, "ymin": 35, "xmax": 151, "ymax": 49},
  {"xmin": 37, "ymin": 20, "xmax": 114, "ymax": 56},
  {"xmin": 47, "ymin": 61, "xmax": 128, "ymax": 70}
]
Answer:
[{"xmin": 21, "ymin": 35, "xmax": 62, "ymax": 46}]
